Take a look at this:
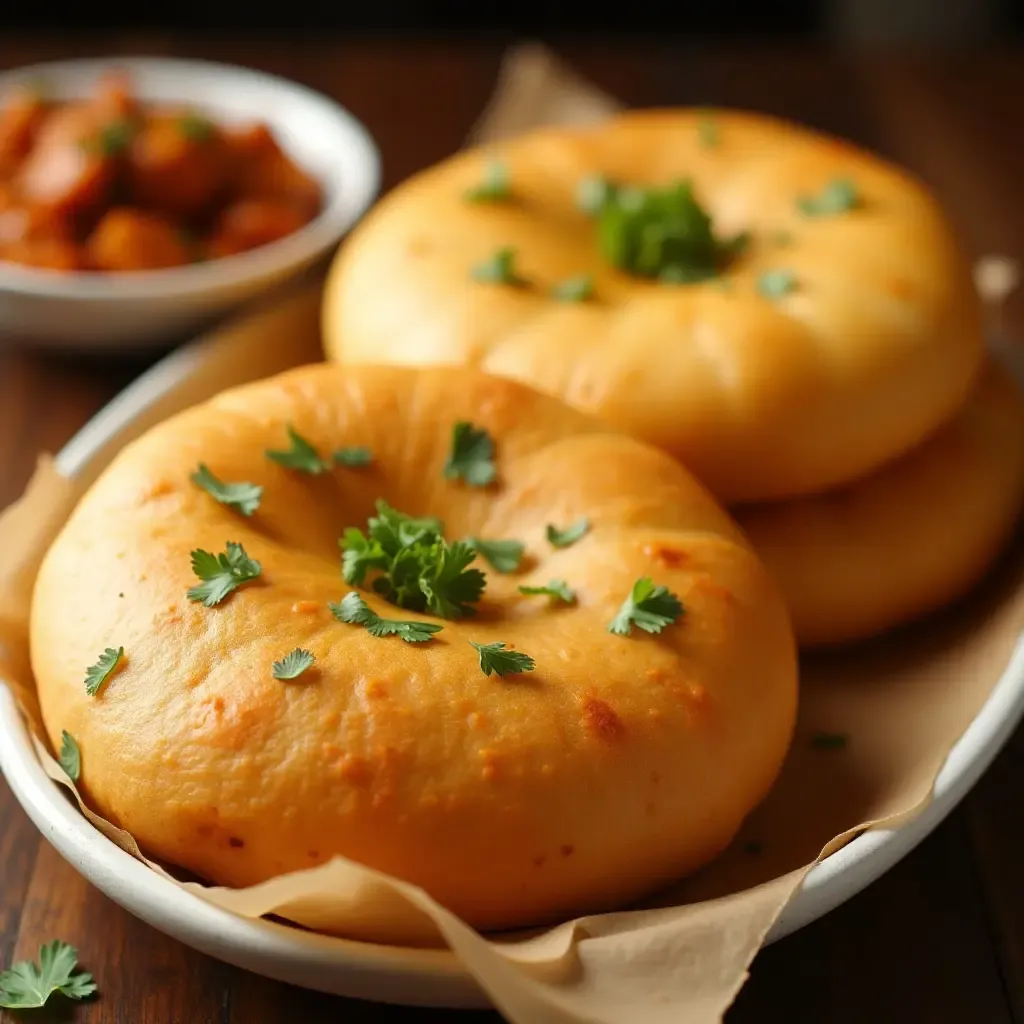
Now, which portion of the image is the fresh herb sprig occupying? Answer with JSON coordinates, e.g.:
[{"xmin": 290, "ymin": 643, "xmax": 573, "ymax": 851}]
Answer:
[
  {"xmin": 84, "ymin": 647, "xmax": 123, "ymax": 697},
  {"xmin": 331, "ymin": 592, "xmax": 443, "ymax": 642},
  {"xmin": 191, "ymin": 464, "xmax": 263, "ymax": 516},
  {"xmin": 0, "ymin": 941, "xmax": 97, "ymax": 1010},
  {"xmin": 518, "ymin": 580, "xmax": 575, "ymax": 604},
  {"xmin": 272, "ymin": 649, "xmax": 315, "ymax": 680},
  {"xmin": 546, "ymin": 518, "xmax": 590, "ymax": 548},
  {"xmin": 340, "ymin": 501, "xmax": 486, "ymax": 619},
  {"xmin": 58, "ymin": 732, "xmax": 80, "ymax": 782},
  {"xmin": 444, "ymin": 422, "xmax": 497, "ymax": 487},
  {"xmin": 265, "ymin": 425, "xmax": 335, "ymax": 475},
  {"xmin": 797, "ymin": 177, "xmax": 859, "ymax": 217},
  {"xmin": 471, "ymin": 641, "xmax": 535, "ymax": 677},
  {"xmin": 464, "ymin": 159, "xmax": 511, "ymax": 202},
  {"xmin": 466, "ymin": 537, "xmax": 524, "ymax": 573},
  {"xmin": 608, "ymin": 577, "xmax": 683, "ymax": 636},
  {"xmin": 578, "ymin": 176, "xmax": 747, "ymax": 283},
  {"xmin": 187, "ymin": 542, "xmax": 262, "ymax": 607}
]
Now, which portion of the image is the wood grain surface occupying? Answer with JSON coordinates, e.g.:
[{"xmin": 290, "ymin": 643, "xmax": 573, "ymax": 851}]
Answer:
[{"xmin": 0, "ymin": 36, "xmax": 1021, "ymax": 1024}]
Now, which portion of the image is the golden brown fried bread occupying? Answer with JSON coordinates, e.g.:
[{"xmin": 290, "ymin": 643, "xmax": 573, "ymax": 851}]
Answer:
[
  {"xmin": 322, "ymin": 109, "xmax": 983, "ymax": 503},
  {"xmin": 31, "ymin": 365, "xmax": 797, "ymax": 931},
  {"xmin": 739, "ymin": 361, "xmax": 1024, "ymax": 647}
]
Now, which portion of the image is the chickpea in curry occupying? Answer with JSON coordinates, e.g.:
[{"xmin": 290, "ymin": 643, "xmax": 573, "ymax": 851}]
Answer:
[{"xmin": 0, "ymin": 70, "xmax": 323, "ymax": 272}]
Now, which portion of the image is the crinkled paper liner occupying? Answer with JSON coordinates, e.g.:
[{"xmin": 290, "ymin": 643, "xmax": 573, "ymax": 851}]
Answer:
[{"xmin": 1, "ymin": 43, "xmax": 1023, "ymax": 1024}]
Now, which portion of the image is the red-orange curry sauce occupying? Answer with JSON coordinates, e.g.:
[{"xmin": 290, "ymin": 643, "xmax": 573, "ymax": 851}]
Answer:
[{"xmin": 0, "ymin": 69, "xmax": 323, "ymax": 272}]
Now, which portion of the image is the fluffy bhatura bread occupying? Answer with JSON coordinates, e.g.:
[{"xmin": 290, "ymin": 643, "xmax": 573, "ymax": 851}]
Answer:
[
  {"xmin": 30, "ymin": 365, "xmax": 798, "ymax": 931},
  {"xmin": 321, "ymin": 109, "xmax": 983, "ymax": 503},
  {"xmin": 739, "ymin": 361, "xmax": 1024, "ymax": 647}
]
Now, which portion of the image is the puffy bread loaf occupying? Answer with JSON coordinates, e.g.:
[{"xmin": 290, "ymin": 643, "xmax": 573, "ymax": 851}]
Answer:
[
  {"xmin": 739, "ymin": 360, "xmax": 1024, "ymax": 647},
  {"xmin": 31, "ymin": 364, "xmax": 797, "ymax": 932},
  {"xmin": 322, "ymin": 109, "xmax": 984, "ymax": 503}
]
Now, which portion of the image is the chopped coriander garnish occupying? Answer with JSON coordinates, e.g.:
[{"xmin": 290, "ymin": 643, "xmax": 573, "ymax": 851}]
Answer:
[
  {"xmin": 84, "ymin": 647, "xmax": 123, "ymax": 697},
  {"xmin": 187, "ymin": 542, "xmax": 262, "ymax": 607},
  {"xmin": 773, "ymin": 229, "xmax": 794, "ymax": 247},
  {"xmin": 550, "ymin": 273, "xmax": 594, "ymax": 302},
  {"xmin": 576, "ymin": 174, "xmax": 617, "ymax": 216},
  {"xmin": 518, "ymin": 579, "xmax": 575, "ymax": 604},
  {"xmin": 471, "ymin": 641, "xmax": 536, "ymax": 677},
  {"xmin": 466, "ymin": 537, "xmax": 524, "ymax": 573},
  {"xmin": 697, "ymin": 115, "xmax": 719, "ymax": 148},
  {"xmin": 471, "ymin": 246, "xmax": 528, "ymax": 287},
  {"xmin": 583, "ymin": 177, "xmax": 746, "ymax": 283},
  {"xmin": 333, "ymin": 446, "xmax": 373, "ymax": 468},
  {"xmin": 82, "ymin": 118, "xmax": 135, "ymax": 157},
  {"xmin": 608, "ymin": 577, "xmax": 683, "ymax": 636},
  {"xmin": 810, "ymin": 732, "xmax": 848, "ymax": 750},
  {"xmin": 444, "ymin": 421, "xmax": 497, "ymax": 487},
  {"xmin": 179, "ymin": 111, "xmax": 215, "ymax": 142},
  {"xmin": 757, "ymin": 269, "xmax": 798, "ymax": 299},
  {"xmin": 797, "ymin": 177, "xmax": 859, "ymax": 217},
  {"xmin": 0, "ymin": 940, "xmax": 97, "ymax": 1010},
  {"xmin": 272, "ymin": 648, "xmax": 315, "ymax": 680},
  {"xmin": 190, "ymin": 463, "xmax": 263, "ymax": 516},
  {"xmin": 265, "ymin": 425, "xmax": 332, "ymax": 475},
  {"xmin": 331, "ymin": 592, "xmax": 443, "ymax": 643},
  {"xmin": 340, "ymin": 501, "xmax": 485, "ymax": 619},
  {"xmin": 464, "ymin": 159, "xmax": 511, "ymax": 202},
  {"xmin": 546, "ymin": 517, "xmax": 590, "ymax": 548},
  {"xmin": 58, "ymin": 731, "xmax": 80, "ymax": 782}
]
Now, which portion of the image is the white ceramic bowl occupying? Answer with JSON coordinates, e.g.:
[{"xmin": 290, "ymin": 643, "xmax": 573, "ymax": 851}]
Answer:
[
  {"xmin": 0, "ymin": 57, "xmax": 380, "ymax": 350},
  {"xmin": 1, "ymin": 327, "xmax": 1022, "ymax": 1008}
]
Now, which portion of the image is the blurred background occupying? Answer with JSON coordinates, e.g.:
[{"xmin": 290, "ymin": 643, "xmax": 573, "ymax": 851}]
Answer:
[{"xmin": 4, "ymin": 0, "xmax": 1023, "ymax": 41}]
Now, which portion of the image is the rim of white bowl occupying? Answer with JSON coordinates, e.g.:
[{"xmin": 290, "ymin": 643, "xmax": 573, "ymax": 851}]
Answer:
[
  {"xmin": 1, "ymin": 335, "xmax": 1022, "ymax": 1004},
  {"xmin": 0, "ymin": 56, "xmax": 381, "ymax": 299}
]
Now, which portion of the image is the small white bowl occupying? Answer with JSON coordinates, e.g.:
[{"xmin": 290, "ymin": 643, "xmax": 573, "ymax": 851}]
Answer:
[{"xmin": 0, "ymin": 56, "xmax": 381, "ymax": 350}]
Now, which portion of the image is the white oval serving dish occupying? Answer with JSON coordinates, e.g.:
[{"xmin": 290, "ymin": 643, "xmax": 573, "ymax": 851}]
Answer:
[
  {"xmin": 0, "ymin": 56, "xmax": 380, "ymax": 350},
  {"xmin": 1, "ymin": 327, "xmax": 1022, "ymax": 1008}
]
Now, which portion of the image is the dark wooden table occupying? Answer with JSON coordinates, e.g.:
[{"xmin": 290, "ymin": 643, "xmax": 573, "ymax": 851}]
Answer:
[{"xmin": 2, "ymin": 36, "xmax": 1023, "ymax": 1024}]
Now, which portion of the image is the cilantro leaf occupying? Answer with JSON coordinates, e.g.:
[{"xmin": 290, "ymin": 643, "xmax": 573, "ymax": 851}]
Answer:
[
  {"xmin": 697, "ymin": 115, "xmax": 719, "ymax": 148},
  {"xmin": 464, "ymin": 159, "xmax": 511, "ymax": 202},
  {"xmin": 444, "ymin": 422, "xmax": 497, "ymax": 487},
  {"xmin": 331, "ymin": 592, "xmax": 443, "ymax": 643},
  {"xmin": 340, "ymin": 526, "xmax": 389, "ymax": 587},
  {"xmin": 0, "ymin": 940, "xmax": 97, "ymax": 1009},
  {"xmin": 583, "ymin": 177, "xmax": 745, "ymax": 283},
  {"xmin": 81, "ymin": 118, "xmax": 135, "ymax": 157},
  {"xmin": 179, "ymin": 111, "xmax": 214, "ymax": 142},
  {"xmin": 471, "ymin": 641, "xmax": 536, "ymax": 677},
  {"xmin": 333, "ymin": 446, "xmax": 373, "ymax": 468},
  {"xmin": 550, "ymin": 273, "xmax": 594, "ymax": 302},
  {"xmin": 518, "ymin": 580, "xmax": 575, "ymax": 604},
  {"xmin": 84, "ymin": 647, "xmax": 123, "ymax": 697},
  {"xmin": 797, "ymin": 177, "xmax": 859, "ymax": 217},
  {"xmin": 576, "ymin": 174, "xmax": 617, "ymax": 215},
  {"xmin": 190, "ymin": 463, "xmax": 263, "ymax": 516},
  {"xmin": 418, "ymin": 540, "xmax": 486, "ymax": 618},
  {"xmin": 546, "ymin": 518, "xmax": 590, "ymax": 548},
  {"xmin": 757, "ymin": 269, "xmax": 798, "ymax": 299},
  {"xmin": 265, "ymin": 425, "xmax": 332, "ymax": 474},
  {"xmin": 340, "ymin": 503, "xmax": 486, "ymax": 619},
  {"xmin": 608, "ymin": 577, "xmax": 684, "ymax": 636},
  {"xmin": 187, "ymin": 542, "xmax": 262, "ymax": 607},
  {"xmin": 272, "ymin": 648, "xmax": 315, "ymax": 680},
  {"xmin": 58, "ymin": 731, "xmax": 80, "ymax": 782},
  {"xmin": 466, "ymin": 537, "xmax": 524, "ymax": 573},
  {"xmin": 471, "ymin": 247, "xmax": 528, "ymax": 287}
]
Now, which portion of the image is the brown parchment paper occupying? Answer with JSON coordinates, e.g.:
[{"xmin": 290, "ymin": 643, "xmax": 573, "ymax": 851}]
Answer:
[{"xmin": 2, "ymin": 43, "xmax": 1024, "ymax": 1024}]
